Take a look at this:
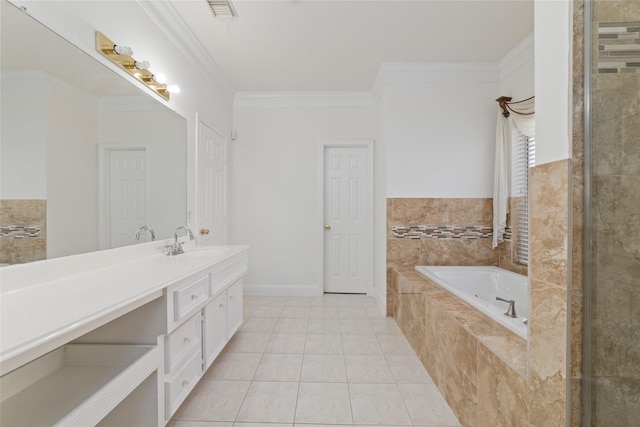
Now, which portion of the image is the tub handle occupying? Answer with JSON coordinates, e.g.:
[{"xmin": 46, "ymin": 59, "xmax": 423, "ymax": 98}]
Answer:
[{"xmin": 496, "ymin": 296, "xmax": 517, "ymax": 318}]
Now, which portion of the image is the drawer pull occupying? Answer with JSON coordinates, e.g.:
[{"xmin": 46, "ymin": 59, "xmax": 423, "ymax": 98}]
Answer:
[
  {"xmin": 191, "ymin": 294, "xmax": 198, "ymax": 300},
  {"xmin": 229, "ymin": 295, "xmax": 234, "ymax": 300},
  {"xmin": 183, "ymin": 337, "xmax": 191, "ymax": 344},
  {"xmin": 219, "ymin": 303, "xmax": 225, "ymax": 308},
  {"xmin": 182, "ymin": 379, "xmax": 190, "ymax": 387}
]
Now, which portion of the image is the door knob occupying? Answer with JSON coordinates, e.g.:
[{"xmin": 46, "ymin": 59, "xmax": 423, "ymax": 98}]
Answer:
[
  {"xmin": 324, "ymin": 225, "xmax": 331, "ymax": 231},
  {"xmin": 199, "ymin": 228, "xmax": 210, "ymax": 235}
]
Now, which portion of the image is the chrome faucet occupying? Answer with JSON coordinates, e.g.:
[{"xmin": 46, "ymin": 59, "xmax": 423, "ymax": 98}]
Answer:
[
  {"xmin": 135, "ymin": 225, "xmax": 156, "ymax": 241},
  {"xmin": 496, "ymin": 296, "xmax": 517, "ymax": 318},
  {"xmin": 167, "ymin": 226, "xmax": 195, "ymax": 256}
]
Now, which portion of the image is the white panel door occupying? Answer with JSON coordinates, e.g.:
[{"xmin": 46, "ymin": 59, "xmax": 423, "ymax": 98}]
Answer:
[
  {"xmin": 108, "ymin": 149, "xmax": 147, "ymax": 248},
  {"xmin": 197, "ymin": 122, "xmax": 226, "ymax": 245},
  {"xmin": 323, "ymin": 146, "xmax": 370, "ymax": 294}
]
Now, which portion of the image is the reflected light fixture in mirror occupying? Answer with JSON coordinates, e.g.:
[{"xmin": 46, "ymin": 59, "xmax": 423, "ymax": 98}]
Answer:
[{"xmin": 95, "ymin": 31, "xmax": 173, "ymax": 101}]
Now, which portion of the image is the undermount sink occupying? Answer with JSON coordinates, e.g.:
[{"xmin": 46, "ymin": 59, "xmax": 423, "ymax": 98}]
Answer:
[{"xmin": 174, "ymin": 247, "xmax": 231, "ymax": 260}]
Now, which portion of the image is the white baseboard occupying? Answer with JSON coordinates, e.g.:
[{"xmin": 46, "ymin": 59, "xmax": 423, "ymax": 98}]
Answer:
[{"xmin": 243, "ymin": 283, "xmax": 322, "ymax": 297}]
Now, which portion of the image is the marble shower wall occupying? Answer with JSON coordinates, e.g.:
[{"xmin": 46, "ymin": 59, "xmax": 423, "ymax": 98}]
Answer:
[
  {"xmin": 587, "ymin": 1, "xmax": 640, "ymax": 424},
  {"xmin": 0, "ymin": 200, "xmax": 47, "ymax": 264}
]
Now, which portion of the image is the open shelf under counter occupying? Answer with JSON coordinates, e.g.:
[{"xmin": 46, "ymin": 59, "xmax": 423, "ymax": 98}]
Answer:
[{"xmin": 0, "ymin": 343, "xmax": 162, "ymax": 427}]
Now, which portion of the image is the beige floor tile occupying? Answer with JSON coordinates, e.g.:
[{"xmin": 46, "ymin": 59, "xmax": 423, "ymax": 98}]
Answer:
[
  {"xmin": 398, "ymin": 383, "xmax": 460, "ymax": 425},
  {"xmin": 335, "ymin": 295, "xmax": 367, "ymax": 307},
  {"xmin": 240, "ymin": 317, "xmax": 277, "ymax": 333},
  {"xmin": 338, "ymin": 307, "xmax": 368, "ymax": 319},
  {"xmin": 300, "ymin": 354, "xmax": 347, "ymax": 382},
  {"xmin": 376, "ymin": 335, "xmax": 416, "ymax": 356},
  {"xmin": 251, "ymin": 306, "xmax": 283, "ymax": 318},
  {"xmin": 235, "ymin": 423, "xmax": 293, "ymax": 427},
  {"xmin": 284, "ymin": 296, "xmax": 313, "ymax": 307},
  {"xmin": 295, "ymin": 382, "xmax": 353, "ymax": 425},
  {"xmin": 307, "ymin": 319, "xmax": 341, "ymax": 334},
  {"xmin": 309, "ymin": 307, "xmax": 340, "ymax": 319},
  {"xmin": 279, "ymin": 306, "xmax": 311, "ymax": 319},
  {"xmin": 206, "ymin": 352, "xmax": 262, "ymax": 380},
  {"xmin": 265, "ymin": 333, "xmax": 306, "ymax": 354},
  {"xmin": 176, "ymin": 380, "xmax": 250, "ymax": 421},
  {"xmin": 274, "ymin": 318, "xmax": 308, "ymax": 334},
  {"xmin": 225, "ymin": 333, "xmax": 271, "ymax": 353},
  {"xmin": 349, "ymin": 383, "xmax": 412, "ymax": 425},
  {"xmin": 169, "ymin": 421, "xmax": 232, "ymax": 427},
  {"xmin": 386, "ymin": 355, "xmax": 434, "ymax": 384},
  {"xmin": 254, "ymin": 353, "xmax": 303, "ymax": 381},
  {"xmin": 345, "ymin": 355, "xmax": 395, "ymax": 383},
  {"xmin": 236, "ymin": 381, "xmax": 299, "ymax": 423},
  {"xmin": 369, "ymin": 318, "xmax": 403, "ymax": 335},
  {"xmin": 304, "ymin": 334, "xmax": 343, "ymax": 355},
  {"xmin": 340, "ymin": 319, "xmax": 374, "ymax": 335},
  {"xmin": 342, "ymin": 334, "xmax": 382, "ymax": 355}
]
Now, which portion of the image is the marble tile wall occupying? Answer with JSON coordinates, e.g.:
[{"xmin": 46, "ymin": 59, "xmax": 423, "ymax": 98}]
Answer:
[
  {"xmin": 387, "ymin": 198, "xmax": 526, "ymax": 275},
  {"xmin": 0, "ymin": 200, "xmax": 47, "ymax": 264},
  {"xmin": 586, "ymin": 1, "xmax": 640, "ymax": 424},
  {"xmin": 392, "ymin": 268, "xmax": 529, "ymax": 427},
  {"xmin": 528, "ymin": 159, "xmax": 570, "ymax": 427}
]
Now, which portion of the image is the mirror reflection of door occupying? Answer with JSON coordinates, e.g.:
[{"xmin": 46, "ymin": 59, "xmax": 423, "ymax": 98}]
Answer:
[
  {"xmin": 197, "ymin": 122, "xmax": 226, "ymax": 245},
  {"xmin": 107, "ymin": 148, "xmax": 148, "ymax": 248}
]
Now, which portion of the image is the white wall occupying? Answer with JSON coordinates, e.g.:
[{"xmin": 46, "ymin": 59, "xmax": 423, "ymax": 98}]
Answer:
[
  {"xmin": 231, "ymin": 103, "xmax": 376, "ymax": 289},
  {"xmin": 535, "ymin": 1, "xmax": 572, "ymax": 164},
  {"xmin": 0, "ymin": 72, "xmax": 47, "ymax": 199},
  {"xmin": 383, "ymin": 78, "xmax": 500, "ymax": 198},
  {"xmin": 7, "ymin": 0, "xmax": 234, "ymax": 232}
]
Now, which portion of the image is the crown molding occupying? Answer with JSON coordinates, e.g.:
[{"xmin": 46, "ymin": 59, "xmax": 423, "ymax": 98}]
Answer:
[
  {"xmin": 499, "ymin": 33, "xmax": 534, "ymax": 81},
  {"xmin": 234, "ymin": 92, "xmax": 375, "ymax": 109},
  {"xmin": 136, "ymin": 0, "xmax": 235, "ymax": 102}
]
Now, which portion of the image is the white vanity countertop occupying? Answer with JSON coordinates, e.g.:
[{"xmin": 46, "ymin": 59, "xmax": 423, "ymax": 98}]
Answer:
[{"xmin": 0, "ymin": 244, "xmax": 249, "ymax": 374}]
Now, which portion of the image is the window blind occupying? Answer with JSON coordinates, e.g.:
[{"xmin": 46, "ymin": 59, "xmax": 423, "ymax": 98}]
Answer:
[{"xmin": 511, "ymin": 128, "xmax": 535, "ymax": 265}]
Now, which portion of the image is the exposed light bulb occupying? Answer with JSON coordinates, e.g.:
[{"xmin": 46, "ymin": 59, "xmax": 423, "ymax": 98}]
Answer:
[
  {"xmin": 113, "ymin": 44, "xmax": 133, "ymax": 56},
  {"xmin": 152, "ymin": 73, "xmax": 167, "ymax": 84},
  {"xmin": 134, "ymin": 60, "xmax": 150, "ymax": 70},
  {"xmin": 167, "ymin": 85, "xmax": 181, "ymax": 94}
]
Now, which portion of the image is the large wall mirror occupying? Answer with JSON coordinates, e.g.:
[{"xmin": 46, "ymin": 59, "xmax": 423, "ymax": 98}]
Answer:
[{"xmin": 0, "ymin": 1, "xmax": 187, "ymax": 264}]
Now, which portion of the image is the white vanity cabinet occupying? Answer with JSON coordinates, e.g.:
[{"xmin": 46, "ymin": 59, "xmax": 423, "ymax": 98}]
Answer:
[
  {"xmin": 161, "ymin": 253, "xmax": 248, "ymax": 423},
  {"xmin": 0, "ymin": 244, "xmax": 249, "ymax": 427},
  {"xmin": 203, "ymin": 278, "xmax": 244, "ymax": 369}
]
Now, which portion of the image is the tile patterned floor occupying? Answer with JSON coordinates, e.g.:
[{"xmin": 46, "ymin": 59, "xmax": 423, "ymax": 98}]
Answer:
[{"xmin": 170, "ymin": 294, "xmax": 460, "ymax": 427}]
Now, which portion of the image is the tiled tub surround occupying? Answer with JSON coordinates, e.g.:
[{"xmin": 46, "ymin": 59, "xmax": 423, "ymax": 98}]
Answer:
[
  {"xmin": 390, "ymin": 268, "xmax": 528, "ymax": 427},
  {"xmin": 387, "ymin": 198, "xmax": 527, "ymax": 317},
  {"xmin": 0, "ymin": 200, "xmax": 46, "ymax": 264}
]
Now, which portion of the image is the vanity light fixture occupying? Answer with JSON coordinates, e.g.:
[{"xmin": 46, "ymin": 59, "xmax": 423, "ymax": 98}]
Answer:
[
  {"xmin": 113, "ymin": 44, "xmax": 133, "ymax": 56},
  {"xmin": 167, "ymin": 85, "xmax": 181, "ymax": 94},
  {"xmin": 95, "ymin": 31, "xmax": 171, "ymax": 101},
  {"xmin": 134, "ymin": 60, "xmax": 150, "ymax": 70}
]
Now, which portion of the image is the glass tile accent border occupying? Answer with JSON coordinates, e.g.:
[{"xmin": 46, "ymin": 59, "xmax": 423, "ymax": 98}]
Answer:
[
  {"xmin": 598, "ymin": 21, "xmax": 640, "ymax": 73},
  {"xmin": 0, "ymin": 225, "xmax": 41, "ymax": 238},
  {"xmin": 392, "ymin": 225, "xmax": 493, "ymax": 240}
]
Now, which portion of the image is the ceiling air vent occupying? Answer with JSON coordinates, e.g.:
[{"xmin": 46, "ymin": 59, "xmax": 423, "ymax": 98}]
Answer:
[{"xmin": 207, "ymin": 0, "xmax": 238, "ymax": 17}]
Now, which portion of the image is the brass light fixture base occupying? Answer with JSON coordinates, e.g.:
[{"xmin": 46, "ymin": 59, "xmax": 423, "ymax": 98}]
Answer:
[{"xmin": 95, "ymin": 31, "xmax": 170, "ymax": 101}]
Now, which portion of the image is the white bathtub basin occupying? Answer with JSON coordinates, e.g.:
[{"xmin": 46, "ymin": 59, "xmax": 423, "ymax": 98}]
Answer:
[{"xmin": 415, "ymin": 266, "xmax": 529, "ymax": 339}]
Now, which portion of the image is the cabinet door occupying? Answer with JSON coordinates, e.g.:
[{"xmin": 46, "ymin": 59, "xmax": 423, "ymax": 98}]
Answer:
[
  {"xmin": 227, "ymin": 279, "xmax": 243, "ymax": 337},
  {"xmin": 203, "ymin": 292, "xmax": 227, "ymax": 369}
]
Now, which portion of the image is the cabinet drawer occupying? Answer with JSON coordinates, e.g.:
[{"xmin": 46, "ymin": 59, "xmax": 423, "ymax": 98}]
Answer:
[
  {"xmin": 173, "ymin": 275, "xmax": 209, "ymax": 323},
  {"xmin": 165, "ymin": 350, "xmax": 202, "ymax": 419},
  {"xmin": 165, "ymin": 313, "xmax": 201, "ymax": 373}
]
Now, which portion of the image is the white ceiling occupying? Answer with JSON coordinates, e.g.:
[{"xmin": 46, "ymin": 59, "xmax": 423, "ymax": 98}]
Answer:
[{"xmin": 171, "ymin": 0, "xmax": 534, "ymax": 92}]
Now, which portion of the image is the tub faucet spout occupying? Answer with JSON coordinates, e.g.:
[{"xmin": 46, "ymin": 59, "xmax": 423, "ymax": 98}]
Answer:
[{"xmin": 496, "ymin": 296, "xmax": 517, "ymax": 318}]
